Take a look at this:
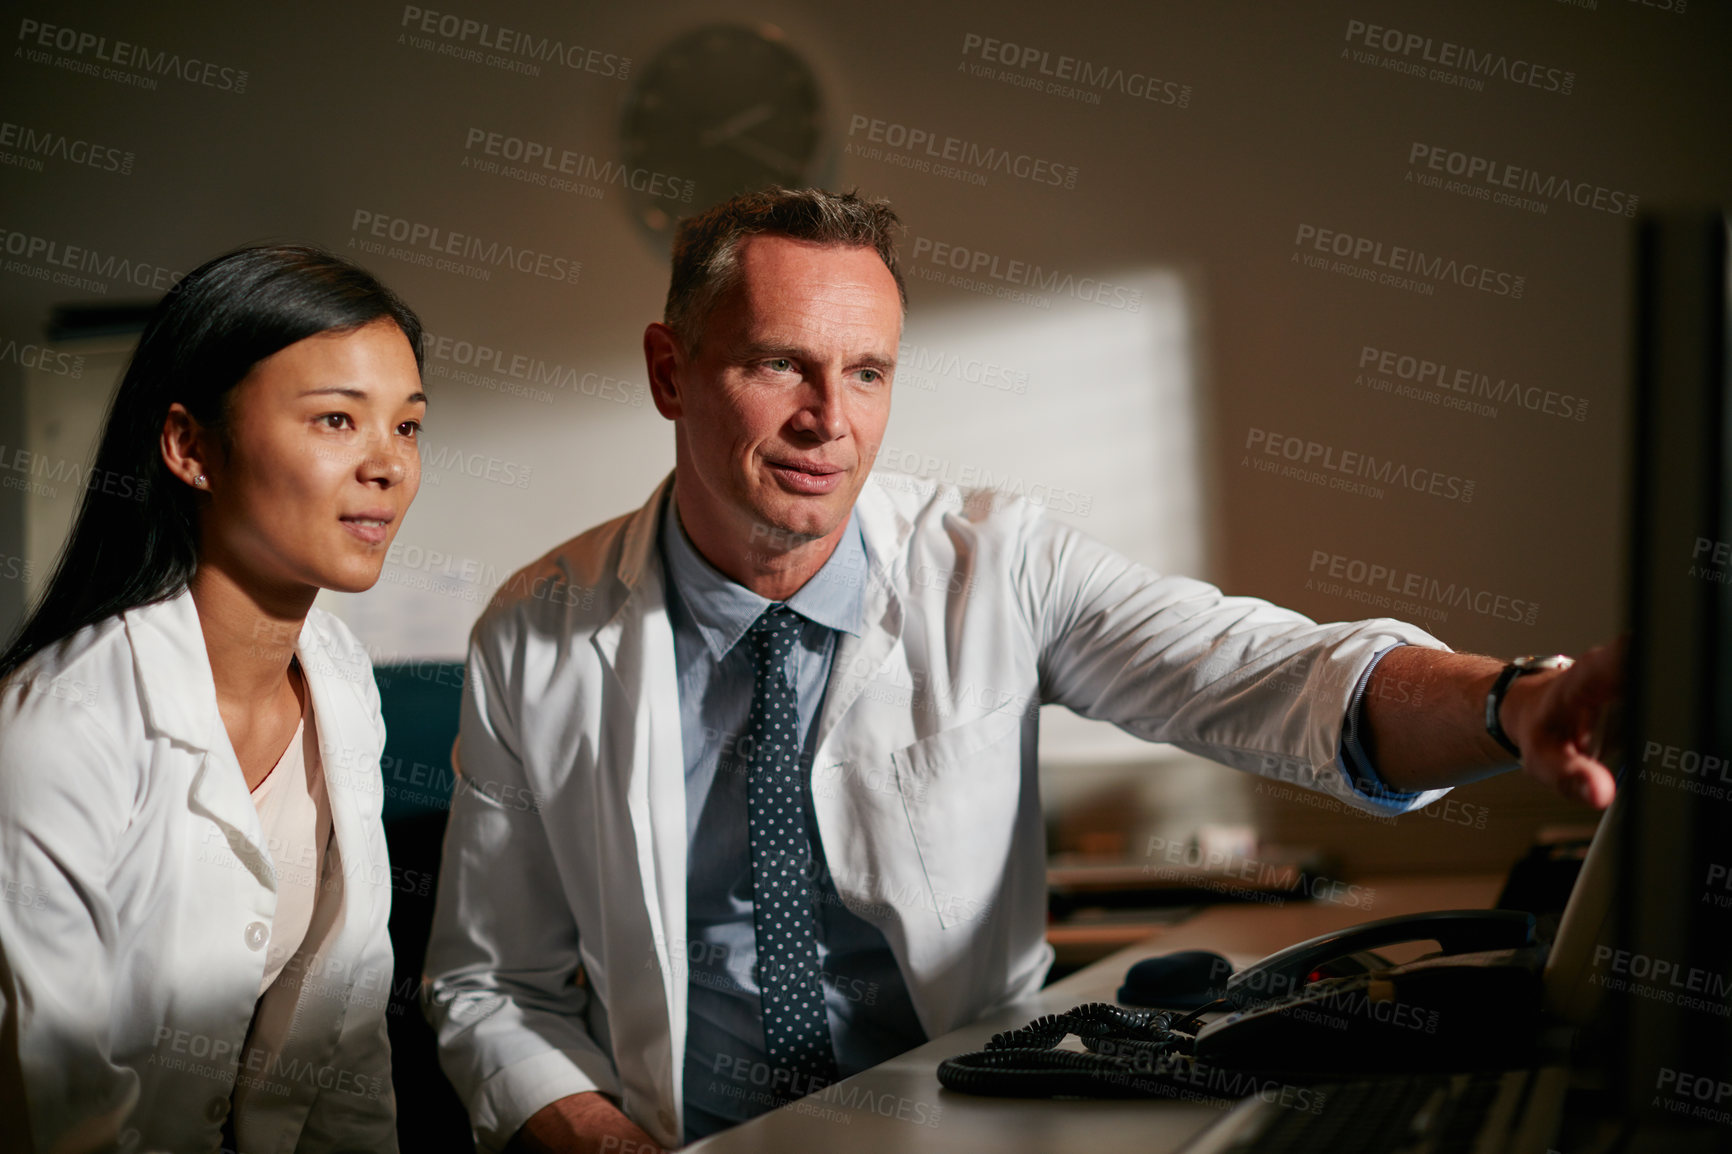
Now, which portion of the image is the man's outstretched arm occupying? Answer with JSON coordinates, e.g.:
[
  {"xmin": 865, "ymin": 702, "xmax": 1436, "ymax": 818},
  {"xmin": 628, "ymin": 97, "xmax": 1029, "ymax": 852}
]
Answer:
[{"xmin": 1361, "ymin": 641, "xmax": 1623, "ymax": 808}]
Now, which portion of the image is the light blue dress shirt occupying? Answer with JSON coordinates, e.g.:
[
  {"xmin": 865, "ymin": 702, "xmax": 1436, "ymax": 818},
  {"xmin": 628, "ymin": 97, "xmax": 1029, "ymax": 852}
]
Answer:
[
  {"xmin": 1341, "ymin": 644, "xmax": 1419, "ymax": 808},
  {"xmin": 659, "ymin": 498, "xmax": 926, "ymax": 1142}
]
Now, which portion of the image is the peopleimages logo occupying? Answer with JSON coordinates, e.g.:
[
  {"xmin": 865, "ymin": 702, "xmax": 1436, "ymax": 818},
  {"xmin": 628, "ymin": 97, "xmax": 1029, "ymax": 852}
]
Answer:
[
  {"xmin": 1341, "ymin": 17, "xmax": 1575, "ymax": 95},
  {"xmin": 845, "ymin": 113, "xmax": 1079, "ymax": 190},
  {"xmin": 398, "ymin": 6, "xmax": 630, "ymax": 79},
  {"xmin": 349, "ymin": 210, "xmax": 581, "ymax": 285},
  {"xmin": 907, "ymin": 236, "xmax": 1141, "ymax": 312},
  {"xmin": 1692, "ymin": 537, "xmax": 1732, "ymax": 587},
  {"xmin": 1293, "ymin": 224, "xmax": 1525, "ymax": 300},
  {"xmin": 0, "ymin": 441, "xmax": 149, "ymax": 503},
  {"xmin": 0, "ymin": 336, "xmax": 83, "ymax": 379},
  {"xmin": 1307, "ymin": 550, "xmax": 1539, "ymax": 626},
  {"xmin": 461, "ymin": 128, "xmax": 693, "ymax": 203},
  {"xmin": 16, "ymin": 17, "xmax": 249, "ymax": 92},
  {"xmin": 421, "ymin": 331, "xmax": 645, "ymax": 408},
  {"xmin": 1356, "ymin": 345, "xmax": 1588, "ymax": 422},
  {"xmin": 958, "ymin": 32, "xmax": 1192, "ymax": 108},
  {"xmin": 876, "ymin": 450, "xmax": 1093, "ymax": 516},
  {"xmin": 1654, "ymin": 1068, "xmax": 1732, "ymax": 1130},
  {"xmin": 1244, "ymin": 428, "xmax": 1475, "ymax": 504},
  {"xmin": 1406, "ymin": 143, "xmax": 1637, "ymax": 218},
  {"xmin": 418, "ymin": 440, "xmax": 533, "ymax": 489},
  {"xmin": 0, "ymin": 227, "xmax": 183, "ymax": 295},
  {"xmin": 897, "ymin": 340, "xmax": 1028, "ymax": 395},
  {"xmin": 0, "ymin": 119, "xmax": 134, "ymax": 175}
]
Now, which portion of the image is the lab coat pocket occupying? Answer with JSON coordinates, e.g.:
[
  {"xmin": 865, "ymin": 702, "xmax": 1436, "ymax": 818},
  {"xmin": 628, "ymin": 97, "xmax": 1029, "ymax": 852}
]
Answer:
[{"xmin": 891, "ymin": 715, "xmax": 1023, "ymax": 929}]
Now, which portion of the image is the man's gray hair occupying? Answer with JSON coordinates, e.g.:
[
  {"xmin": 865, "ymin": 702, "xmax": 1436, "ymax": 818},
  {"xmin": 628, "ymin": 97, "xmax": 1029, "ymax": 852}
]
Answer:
[{"xmin": 663, "ymin": 187, "xmax": 906, "ymax": 351}]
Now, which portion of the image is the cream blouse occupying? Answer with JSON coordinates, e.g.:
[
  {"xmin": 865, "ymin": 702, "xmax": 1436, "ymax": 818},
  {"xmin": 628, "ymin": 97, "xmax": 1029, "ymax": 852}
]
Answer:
[{"xmin": 248, "ymin": 701, "xmax": 333, "ymax": 995}]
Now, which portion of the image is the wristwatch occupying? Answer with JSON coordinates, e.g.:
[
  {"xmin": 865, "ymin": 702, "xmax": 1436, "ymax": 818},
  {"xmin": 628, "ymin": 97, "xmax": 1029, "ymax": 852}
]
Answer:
[{"xmin": 1484, "ymin": 654, "xmax": 1574, "ymax": 759}]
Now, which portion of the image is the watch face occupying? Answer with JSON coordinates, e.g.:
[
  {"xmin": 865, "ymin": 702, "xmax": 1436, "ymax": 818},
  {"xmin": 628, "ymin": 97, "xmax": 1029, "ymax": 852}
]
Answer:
[{"xmin": 620, "ymin": 24, "xmax": 826, "ymax": 238}]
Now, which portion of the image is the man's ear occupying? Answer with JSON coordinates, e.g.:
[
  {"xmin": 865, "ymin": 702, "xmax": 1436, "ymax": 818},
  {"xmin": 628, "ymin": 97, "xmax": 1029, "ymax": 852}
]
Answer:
[
  {"xmin": 160, "ymin": 402, "xmax": 214, "ymax": 491},
  {"xmin": 643, "ymin": 322, "xmax": 686, "ymax": 421}
]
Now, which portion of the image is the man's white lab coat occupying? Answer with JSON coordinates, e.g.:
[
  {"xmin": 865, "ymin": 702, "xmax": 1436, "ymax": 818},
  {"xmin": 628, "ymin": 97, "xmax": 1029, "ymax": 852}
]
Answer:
[
  {"xmin": 0, "ymin": 588, "xmax": 398, "ymax": 1153},
  {"xmin": 424, "ymin": 475, "xmax": 1446, "ymax": 1150}
]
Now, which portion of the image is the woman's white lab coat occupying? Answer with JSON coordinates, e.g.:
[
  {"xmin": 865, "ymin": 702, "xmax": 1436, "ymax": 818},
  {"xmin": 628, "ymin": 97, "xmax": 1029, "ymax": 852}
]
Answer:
[{"xmin": 0, "ymin": 588, "xmax": 397, "ymax": 1153}]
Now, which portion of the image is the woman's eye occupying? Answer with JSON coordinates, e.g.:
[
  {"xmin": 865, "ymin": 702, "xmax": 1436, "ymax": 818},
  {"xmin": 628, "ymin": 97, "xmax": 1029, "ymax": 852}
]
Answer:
[
  {"xmin": 319, "ymin": 413, "xmax": 353, "ymax": 430},
  {"xmin": 397, "ymin": 419, "xmax": 422, "ymax": 437}
]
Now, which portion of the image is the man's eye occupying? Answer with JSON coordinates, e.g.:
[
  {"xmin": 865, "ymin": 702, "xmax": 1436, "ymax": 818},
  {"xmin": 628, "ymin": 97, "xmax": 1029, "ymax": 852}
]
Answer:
[
  {"xmin": 860, "ymin": 368, "xmax": 883, "ymax": 384},
  {"xmin": 766, "ymin": 358, "xmax": 794, "ymax": 372}
]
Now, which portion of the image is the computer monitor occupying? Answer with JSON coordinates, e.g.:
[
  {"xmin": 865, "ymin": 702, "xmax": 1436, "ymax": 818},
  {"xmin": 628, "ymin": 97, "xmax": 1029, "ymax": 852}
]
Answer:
[
  {"xmin": 1169, "ymin": 212, "xmax": 1730, "ymax": 1154},
  {"xmin": 1606, "ymin": 210, "xmax": 1732, "ymax": 1138}
]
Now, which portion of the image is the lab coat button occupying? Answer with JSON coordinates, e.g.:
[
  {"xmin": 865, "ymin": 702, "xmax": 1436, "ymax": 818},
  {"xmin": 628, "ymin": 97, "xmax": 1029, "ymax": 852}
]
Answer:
[
  {"xmin": 244, "ymin": 921, "xmax": 269, "ymax": 950},
  {"xmin": 205, "ymin": 1095, "xmax": 229, "ymax": 1122}
]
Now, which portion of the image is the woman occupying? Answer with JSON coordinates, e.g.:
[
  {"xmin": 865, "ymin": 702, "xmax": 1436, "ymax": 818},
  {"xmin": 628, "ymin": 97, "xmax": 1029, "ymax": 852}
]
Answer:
[{"xmin": 0, "ymin": 245, "xmax": 426, "ymax": 1152}]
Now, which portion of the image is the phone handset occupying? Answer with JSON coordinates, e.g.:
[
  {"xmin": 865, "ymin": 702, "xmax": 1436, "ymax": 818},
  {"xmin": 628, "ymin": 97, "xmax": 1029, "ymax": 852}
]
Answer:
[{"xmin": 1224, "ymin": 908, "xmax": 1536, "ymax": 1008}]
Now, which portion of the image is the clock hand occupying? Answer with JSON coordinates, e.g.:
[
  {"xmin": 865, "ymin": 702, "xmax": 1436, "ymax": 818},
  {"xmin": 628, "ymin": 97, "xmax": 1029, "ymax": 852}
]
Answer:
[
  {"xmin": 700, "ymin": 103, "xmax": 775, "ymax": 146},
  {"xmin": 723, "ymin": 133, "xmax": 804, "ymax": 176}
]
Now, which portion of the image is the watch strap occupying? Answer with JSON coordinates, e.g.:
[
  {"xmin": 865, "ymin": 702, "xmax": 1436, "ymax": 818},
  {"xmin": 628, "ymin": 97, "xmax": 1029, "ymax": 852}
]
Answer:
[
  {"xmin": 1484, "ymin": 663, "xmax": 1527, "ymax": 759},
  {"xmin": 1484, "ymin": 655, "xmax": 1574, "ymax": 760}
]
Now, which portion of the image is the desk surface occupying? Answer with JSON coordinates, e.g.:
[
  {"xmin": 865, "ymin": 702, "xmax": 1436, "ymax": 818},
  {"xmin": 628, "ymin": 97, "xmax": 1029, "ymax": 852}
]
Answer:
[{"xmin": 687, "ymin": 874, "xmax": 1504, "ymax": 1154}]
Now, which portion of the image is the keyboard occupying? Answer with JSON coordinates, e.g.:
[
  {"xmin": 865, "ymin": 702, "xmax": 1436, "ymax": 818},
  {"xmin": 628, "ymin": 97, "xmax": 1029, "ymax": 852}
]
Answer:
[{"xmin": 1177, "ymin": 1067, "xmax": 1568, "ymax": 1154}]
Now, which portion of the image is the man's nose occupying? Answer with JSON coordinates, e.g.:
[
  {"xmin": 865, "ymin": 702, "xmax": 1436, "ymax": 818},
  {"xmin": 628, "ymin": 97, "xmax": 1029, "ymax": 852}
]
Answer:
[{"xmin": 793, "ymin": 375, "xmax": 847, "ymax": 441}]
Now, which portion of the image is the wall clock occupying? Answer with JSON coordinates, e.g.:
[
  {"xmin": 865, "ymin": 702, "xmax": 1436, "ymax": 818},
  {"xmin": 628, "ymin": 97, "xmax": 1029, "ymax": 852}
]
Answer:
[{"xmin": 620, "ymin": 24, "xmax": 827, "ymax": 239}]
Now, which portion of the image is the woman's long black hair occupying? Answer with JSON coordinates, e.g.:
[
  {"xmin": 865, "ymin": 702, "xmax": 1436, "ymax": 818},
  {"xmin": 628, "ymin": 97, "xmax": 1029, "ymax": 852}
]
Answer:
[{"xmin": 0, "ymin": 244, "xmax": 424, "ymax": 679}]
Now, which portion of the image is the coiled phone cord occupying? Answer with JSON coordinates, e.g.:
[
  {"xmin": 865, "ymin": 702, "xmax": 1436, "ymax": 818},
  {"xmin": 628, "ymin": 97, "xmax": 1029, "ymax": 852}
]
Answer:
[
  {"xmin": 936, "ymin": 1003, "xmax": 1198, "ymax": 1098},
  {"xmin": 985, "ymin": 1002, "xmax": 1178, "ymax": 1053}
]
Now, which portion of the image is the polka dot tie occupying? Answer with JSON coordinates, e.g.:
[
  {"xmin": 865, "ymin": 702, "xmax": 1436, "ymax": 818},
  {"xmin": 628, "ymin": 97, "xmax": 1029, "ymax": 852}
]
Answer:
[{"xmin": 744, "ymin": 605, "xmax": 838, "ymax": 1095}]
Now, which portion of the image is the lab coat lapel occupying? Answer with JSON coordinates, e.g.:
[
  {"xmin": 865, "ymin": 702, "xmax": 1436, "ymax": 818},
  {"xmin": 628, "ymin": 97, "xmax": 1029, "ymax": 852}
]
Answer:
[
  {"xmin": 125, "ymin": 589, "xmax": 274, "ymax": 887},
  {"xmin": 296, "ymin": 618, "xmax": 383, "ymax": 975},
  {"xmin": 815, "ymin": 481, "xmax": 910, "ymax": 754},
  {"xmin": 592, "ymin": 476, "xmax": 689, "ymax": 1118}
]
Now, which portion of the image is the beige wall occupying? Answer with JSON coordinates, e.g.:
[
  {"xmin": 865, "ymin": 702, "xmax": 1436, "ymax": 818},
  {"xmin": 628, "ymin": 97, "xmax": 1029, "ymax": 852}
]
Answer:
[{"xmin": 1, "ymin": 0, "xmax": 1724, "ymax": 868}]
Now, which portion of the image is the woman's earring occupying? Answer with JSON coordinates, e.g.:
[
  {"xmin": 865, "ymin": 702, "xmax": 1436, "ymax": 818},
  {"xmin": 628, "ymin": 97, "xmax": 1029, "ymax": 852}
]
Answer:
[{"xmin": 193, "ymin": 474, "xmax": 207, "ymax": 487}]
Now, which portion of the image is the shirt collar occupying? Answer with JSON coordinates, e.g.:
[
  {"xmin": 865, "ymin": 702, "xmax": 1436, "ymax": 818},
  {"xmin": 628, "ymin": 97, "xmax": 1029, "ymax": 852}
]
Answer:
[{"xmin": 660, "ymin": 492, "xmax": 867, "ymax": 661}]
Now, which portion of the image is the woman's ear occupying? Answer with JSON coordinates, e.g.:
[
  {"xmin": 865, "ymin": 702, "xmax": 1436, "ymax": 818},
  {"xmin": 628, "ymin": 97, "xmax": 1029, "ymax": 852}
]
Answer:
[{"xmin": 160, "ymin": 403, "xmax": 213, "ymax": 491}]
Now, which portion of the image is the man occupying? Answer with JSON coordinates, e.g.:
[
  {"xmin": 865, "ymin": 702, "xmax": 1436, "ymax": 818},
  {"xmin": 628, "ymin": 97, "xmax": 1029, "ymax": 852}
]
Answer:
[{"xmin": 423, "ymin": 188, "xmax": 1619, "ymax": 1153}]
